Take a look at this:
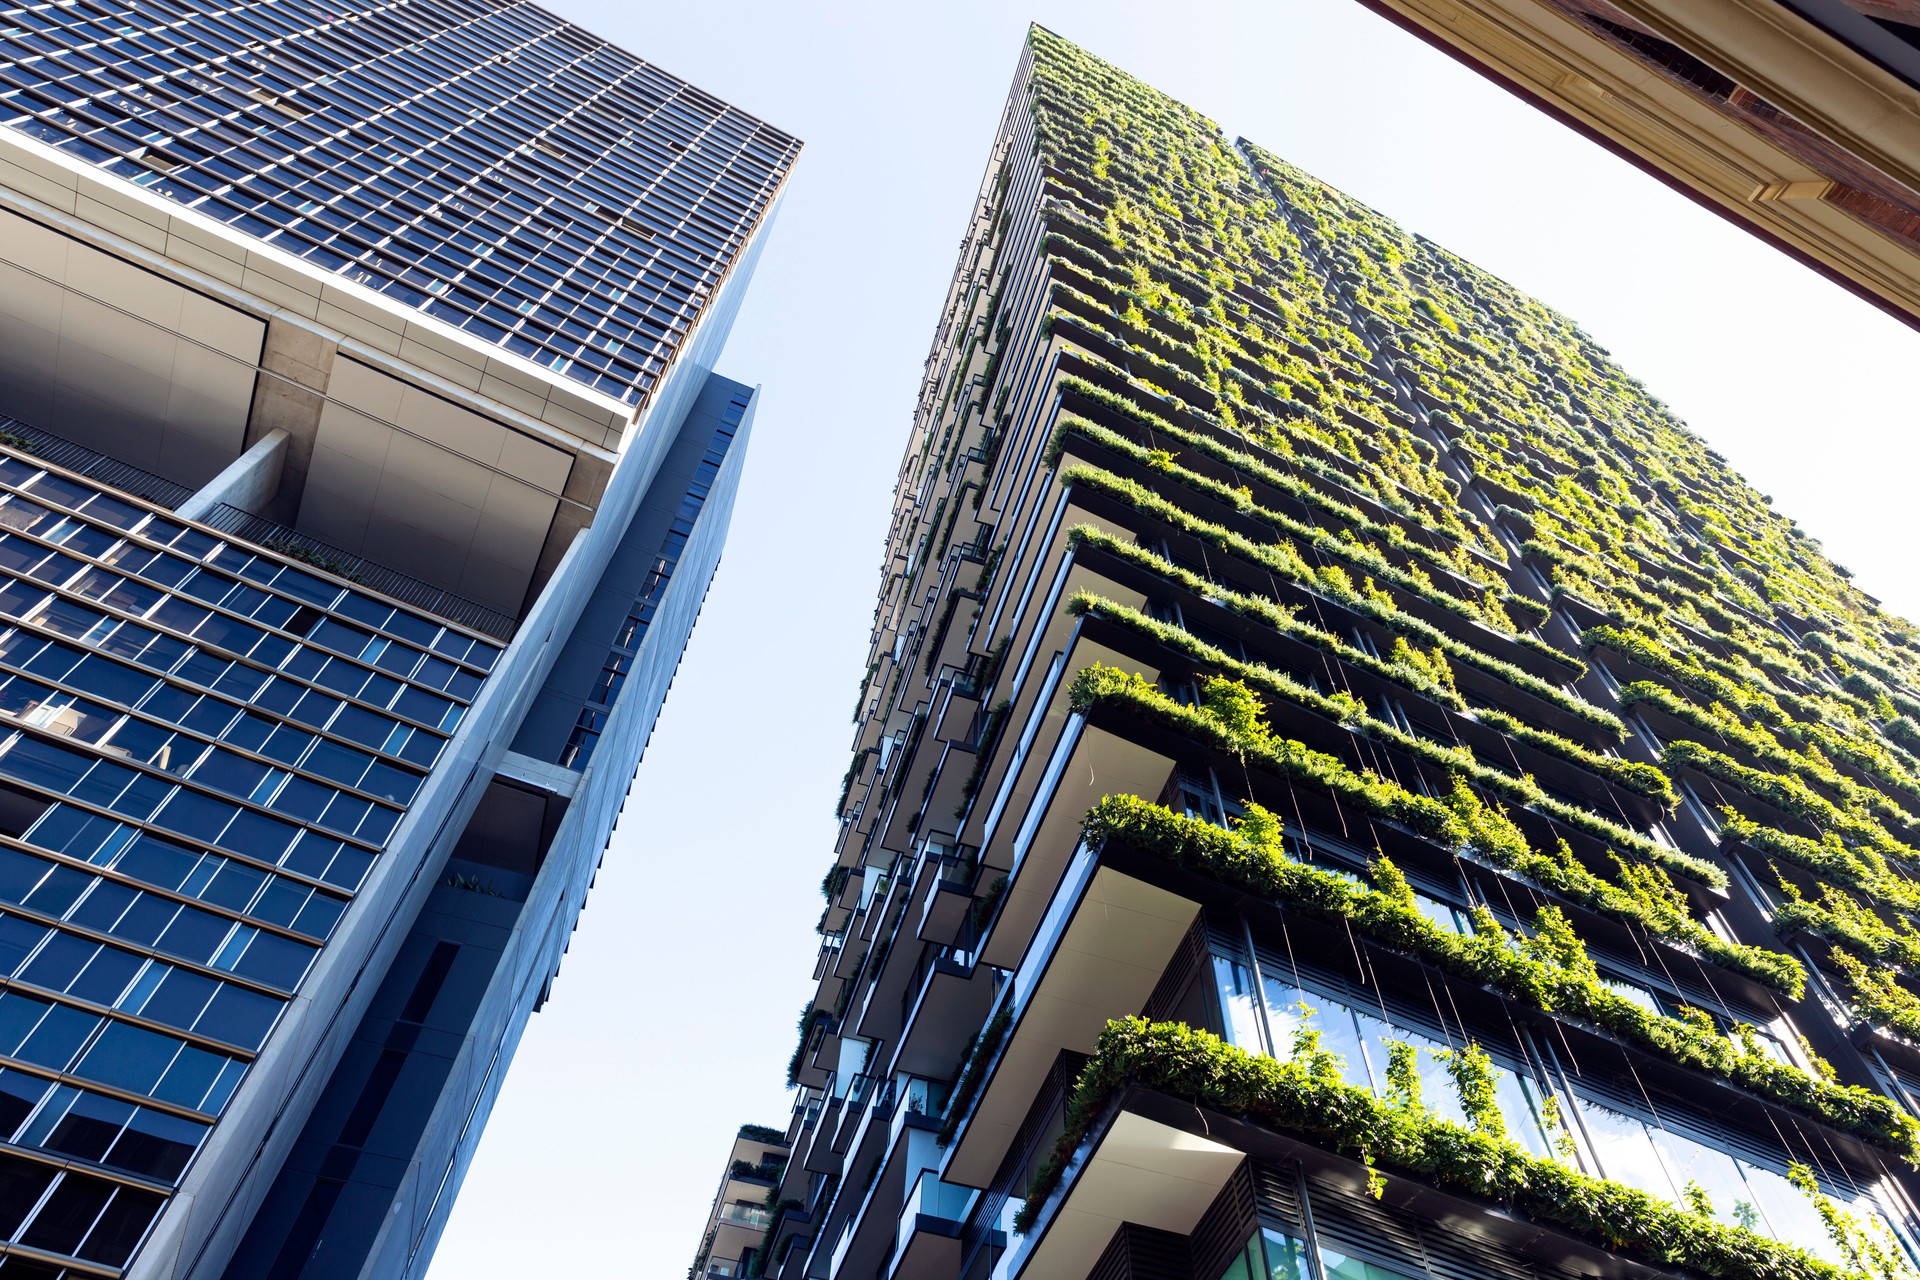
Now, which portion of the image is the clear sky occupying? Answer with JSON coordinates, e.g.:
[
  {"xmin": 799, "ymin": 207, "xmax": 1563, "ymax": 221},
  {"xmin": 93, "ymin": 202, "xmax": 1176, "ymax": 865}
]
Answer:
[{"xmin": 423, "ymin": 1, "xmax": 1920, "ymax": 1275}]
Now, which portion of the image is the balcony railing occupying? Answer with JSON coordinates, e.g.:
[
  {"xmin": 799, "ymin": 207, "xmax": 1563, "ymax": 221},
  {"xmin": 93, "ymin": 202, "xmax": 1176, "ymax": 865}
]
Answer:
[
  {"xmin": 896, "ymin": 1074, "xmax": 949, "ymax": 1124},
  {"xmin": 0, "ymin": 416, "xmax": 194, "ymax": 509},
  {"xmin": 844, "ymin": 1072, "xmax": 880, "ymax": 1108},
  {"xmin": 199, "ymin": 502, "xmax": 518, "ymax": 638},
  {"xmin": 934, "ymin": 663, "xmax": 981, "ymax": 701},
  {"xmin": 718, "ymin": 1203, "xmax": 773, "ymax": 1229},
  {"xmin": 895, "ymin": 1170, "xmax": 977, "ymax": 1262}
]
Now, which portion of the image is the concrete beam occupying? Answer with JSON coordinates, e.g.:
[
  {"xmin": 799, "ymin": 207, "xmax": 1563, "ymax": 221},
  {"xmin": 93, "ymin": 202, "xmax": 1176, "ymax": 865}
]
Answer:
[
  {"xmin": 176, "ymin": 428, "xmax": 288, "ymax": 522},
  {"xmin": 495, "ymin": 749, "xmax": 582, "ymax": 800}
]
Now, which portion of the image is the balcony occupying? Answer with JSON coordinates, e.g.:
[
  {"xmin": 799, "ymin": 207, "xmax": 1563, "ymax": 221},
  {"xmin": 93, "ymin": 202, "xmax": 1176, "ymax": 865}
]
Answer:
[
  {"xmin": 853, "ymin": 849, "xmax": 972, "ymax": 1045},
  {"xmin": 999, "ymin": 1100, "xmax": 1243, "ymax": 1280},
  {"xmin": 827, "ymin": 1072, "xmax": 882, "ymax": 1159},
  {"xmin": 814, "ymin": 1093, "xmax": 947, "ymax": 1280},
  {"xmin": 917, "ymin": 851, "xmax": 978, "ymax": 948},
  {"xmin": 911, "ymin": 740, "xmax": 979, "ymax": 844},
  {"xmin": 773, "ymin": 1231, "xmax": 813, "ymax": 1280},
  {"xmin": 0, "ymin": 415, "xmax": 191, "ymax": 509},
  {"xmin": 718, "ymin": 1203, "xmax": 774, "ymax": 1231},
  {"xmin": 892, "ymin": 943, "xmax": 999, "ymax": 1080},
  {"xmin": 942, "ymin": 835, "xmax": 1201, "ymax": 1189},
  {"xmin": 798, "ymin": 1074, "xmax": 850, "ymax": 1175},
  {"xmin": 763, "ymin": 1205, "xmax": 811, "ymax": 1279},
  {"xmin": 973, "ymin": 656, "xmax": 1178, "ymax": 975},
  {"xmin": 931, "ymin": 669, "xmax": 984, "ymax": 744},
  {"xmin": 971, "ymin": 541, "xmax": 1169, "ymax": 883},
  {"xmin": 814, "ymin": 926, "xmax": 845, "ymax": 981},
  {"xmin": 889, "ymin": 1171, "xmax": 972, "ymax": 1279}
]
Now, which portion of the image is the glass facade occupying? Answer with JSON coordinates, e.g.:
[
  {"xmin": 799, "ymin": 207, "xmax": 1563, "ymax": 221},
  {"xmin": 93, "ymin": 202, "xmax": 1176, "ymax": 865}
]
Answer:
[
  {"xmin": 1208, "ymin": 935, "xmax": 1905, "ymax": 1267},
  {"xmin": 0, "ymin": 0, "xmax": 798, "ymax": 404},
  {"xmin": 0, "ymin": 444, "xmax": 501, "ymax": 1269},
  {"xmin": 557, "ymin": 386, "xmax": 746, "ymax": 770},
  {"xmin": 0, "ymin": 0, "xmax": 789, "ymax": 1266},
  {"xmin": 1190, "ymin": 791, "xmax": 1915, "ymax": 1269}
]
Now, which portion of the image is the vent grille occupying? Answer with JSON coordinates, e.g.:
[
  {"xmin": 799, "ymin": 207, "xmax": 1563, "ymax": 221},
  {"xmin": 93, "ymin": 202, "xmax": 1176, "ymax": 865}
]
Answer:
[
  {"xmin": 1187, "ymin": 1161, "xmax": 1256, "ymax": 1280},
  {"xmin": 1307, "ymin": 1178, "xmax": 1431, "ymax": 1276},
  {"xmin": 1143, "ymin": 917, "xmax": 1208, "ymax": 1021},
  {"xmin": 1088, "ymin": 1223, "xmax": 1191, "ymax": 1280},
  {"xmin": 1251, "ymin": 1161, "xmax": 1305, "ymax": 1231}
]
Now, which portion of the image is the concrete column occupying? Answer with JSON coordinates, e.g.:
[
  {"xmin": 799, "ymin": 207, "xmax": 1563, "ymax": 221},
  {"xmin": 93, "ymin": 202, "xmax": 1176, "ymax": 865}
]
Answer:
[
  {"xmin": 518, "ymin": 450, "xmax": 614, "ymax": 616},
  {"xmin": 242, "ymin": 317, "xmax": 336, "ymax": 524}
]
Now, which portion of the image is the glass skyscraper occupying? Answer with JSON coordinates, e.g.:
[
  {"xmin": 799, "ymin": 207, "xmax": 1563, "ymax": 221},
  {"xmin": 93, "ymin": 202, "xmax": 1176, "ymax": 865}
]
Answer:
[
  {"xmin": 702, "ymin": 25, "xmax": 1920, "ymax": 1280},
  {"xmin": 0, "ymin": 1, "xmax": 797, "ymax": 1276}
]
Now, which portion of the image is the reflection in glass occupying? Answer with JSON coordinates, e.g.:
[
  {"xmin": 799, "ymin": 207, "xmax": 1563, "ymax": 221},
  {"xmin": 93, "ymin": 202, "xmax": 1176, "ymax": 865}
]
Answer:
[
  {"xmin": 1260, "ymin": 1227, "xmax": 1314, "ymax": 1280},
  {"xmin": 1575, "ymin": 1096, "xmax": 1676, "ymax": 1202},
  {"xmin": 1319, "ymin": 1248, "xmax": 1420, "ymax": 1280},
  {"xmin": 1213, "ymin": 954, "xmax": 1266, "ymax": 1055}
]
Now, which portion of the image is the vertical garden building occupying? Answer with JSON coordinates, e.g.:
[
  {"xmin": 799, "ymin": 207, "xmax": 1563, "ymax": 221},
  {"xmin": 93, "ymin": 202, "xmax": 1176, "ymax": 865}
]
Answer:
[
  {"xmin": 0, "ymin": 1, "xmax": 797, "ymax": 1276},
  {"xmin": 723, "ymin": 26, "xmax": 1920, "ymax": 1280}
]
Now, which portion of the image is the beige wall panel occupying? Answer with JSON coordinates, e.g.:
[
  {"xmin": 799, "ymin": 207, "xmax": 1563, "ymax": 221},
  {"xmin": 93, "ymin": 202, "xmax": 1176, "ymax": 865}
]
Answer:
[
  {"xmin": 0, "ymin": 206, "xmax": 262, "ymax": 485},
  {"xmin": 308, "ymin": 358, "xmax": 567, "ymax": 615}
]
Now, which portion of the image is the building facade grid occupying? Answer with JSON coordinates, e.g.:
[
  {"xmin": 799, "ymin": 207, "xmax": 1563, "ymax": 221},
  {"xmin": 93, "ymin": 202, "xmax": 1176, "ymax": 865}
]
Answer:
[
  {"xmin": 0, "ymin": 439, "xmax": 515, "ymax": 1274},
  {"xmin": 0, "ymin": 0, "xmax": 798, "ymax": 405}
]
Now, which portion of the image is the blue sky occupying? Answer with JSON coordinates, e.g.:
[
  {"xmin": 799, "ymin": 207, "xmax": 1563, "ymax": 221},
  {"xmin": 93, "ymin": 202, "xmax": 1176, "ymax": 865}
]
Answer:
[{"xmin": 423, "ymin": 2, "xmax": 1920, "ymax": 1274}]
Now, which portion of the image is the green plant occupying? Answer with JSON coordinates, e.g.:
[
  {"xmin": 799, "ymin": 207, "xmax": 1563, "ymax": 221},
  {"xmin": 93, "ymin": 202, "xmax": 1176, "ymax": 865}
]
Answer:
[
  {"xmin": 1832, "ymin": 948, "xmax": 1920, "ymax": 1042},
  {"xmin": 1667, "ymin": 740, "xmax": 1911, "ymax": 864},
  {"xmin": 1788, "ymin": 1162, "xmax": 1920, "ymax": 1279},
  {"xmin": 972, "ymin": 873, "xmax": 1009, "ymax": 932},
  {"xmin": 936, "ymin": 1007, "xmax": 1012, "ymax": 1145},
  {"xmin": 1013, "ymin": 1017, "xmax": 1862, "ymax": 1280},
  {"xmin": 834, "ymin": 749, "xmax": 868, "ymax": 818},
  {"xmin": 1062, "ymin": 517, "xmax": 1622, "ymax": 736},
  {"xmin": 730, "ymin": 1156, "xmax": 788, "ymax": 1181},
  {"xmin": 1068, "ymin": 662, "xmax": 1722, "ymax": 888},
  {"xmin": 1074, "ymin": 794, "xmax": 1906, "ymax": 1155},
  {"xmin": 688, "ymin": 1227, "xmax": 716, "ymax": 1280},
  {"xmin": 1773, "ymin": 879, "xmax": 1920, "ymax": 972},
  {"xmin": 785, "ymin": 1007, "xmax": 831, "ymax": 1088},
  {"xmin": 266, "ymin": 538, "xmax": 370, "ymax": 584},
  {"xmin": 1436, "ymin": 1042, "xmax": 1503, "ymax": 1138},
  {"xmin": 442, "ymin": 870, "xmax": 503, "ymax": 896},
  {"xmin": 954, "ymin": 699, "xmax": 1013, "ymax": 818},
  {"xmin": 1723, "ymin": 811, "xmax": 1920, "ymax": 899}
]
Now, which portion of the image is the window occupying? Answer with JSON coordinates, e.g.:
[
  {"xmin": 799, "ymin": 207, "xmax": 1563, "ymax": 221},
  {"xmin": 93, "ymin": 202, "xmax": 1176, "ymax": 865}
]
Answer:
[{"xmin": 1212, "ymin": 937, "xmax": 1557, "ymax": 1158}]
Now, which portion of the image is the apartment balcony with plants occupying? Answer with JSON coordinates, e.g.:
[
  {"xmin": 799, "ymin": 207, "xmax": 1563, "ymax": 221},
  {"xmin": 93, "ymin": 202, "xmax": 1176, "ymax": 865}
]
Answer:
[{"xmin": 711, "ymin": 23, "xmax": 1920, "ymax": 1280}]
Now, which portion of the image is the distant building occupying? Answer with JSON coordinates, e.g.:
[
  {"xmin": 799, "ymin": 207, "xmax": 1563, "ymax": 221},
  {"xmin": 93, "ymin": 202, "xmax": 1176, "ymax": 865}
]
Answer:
[
  {"xmin": 0, "ymin": 1, "xmax": 796, "ymax": 1275},
  {"xmin": 689, "ymin": 1124, "xmax": 791, "ymax": 1279}
]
